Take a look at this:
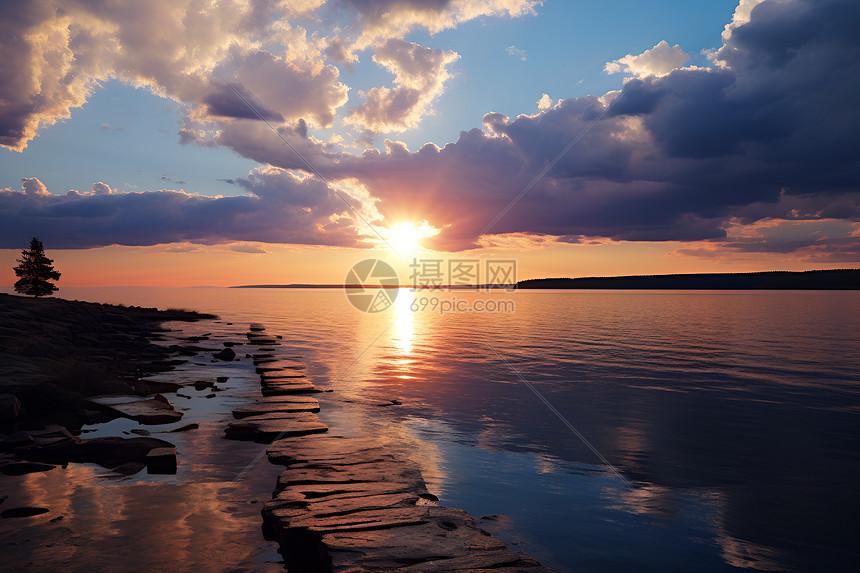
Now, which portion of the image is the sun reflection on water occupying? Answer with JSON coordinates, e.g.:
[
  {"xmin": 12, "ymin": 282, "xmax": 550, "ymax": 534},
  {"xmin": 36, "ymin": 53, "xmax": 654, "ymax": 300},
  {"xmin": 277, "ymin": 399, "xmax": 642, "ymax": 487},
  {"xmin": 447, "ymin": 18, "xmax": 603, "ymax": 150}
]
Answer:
[{"xmin": 391, "ymin": 288, "xmax": 415, "ymax": 356}]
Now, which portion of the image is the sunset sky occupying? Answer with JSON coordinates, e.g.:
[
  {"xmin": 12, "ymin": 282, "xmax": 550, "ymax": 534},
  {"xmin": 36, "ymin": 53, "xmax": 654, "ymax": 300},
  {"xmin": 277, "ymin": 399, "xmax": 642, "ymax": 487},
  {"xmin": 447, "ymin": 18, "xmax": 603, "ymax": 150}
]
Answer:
[{"xmin": 1, "ymin": 0, "xmax": 858, "ymax": 286}]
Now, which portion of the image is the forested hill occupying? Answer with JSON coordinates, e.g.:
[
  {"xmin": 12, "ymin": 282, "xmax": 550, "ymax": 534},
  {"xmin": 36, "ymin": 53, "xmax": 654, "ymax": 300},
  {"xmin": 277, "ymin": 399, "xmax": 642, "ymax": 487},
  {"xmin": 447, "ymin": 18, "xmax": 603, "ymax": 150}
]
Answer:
[{"xmin": 517, "ymin": 269, "xmax": 860, "ymax": 289}]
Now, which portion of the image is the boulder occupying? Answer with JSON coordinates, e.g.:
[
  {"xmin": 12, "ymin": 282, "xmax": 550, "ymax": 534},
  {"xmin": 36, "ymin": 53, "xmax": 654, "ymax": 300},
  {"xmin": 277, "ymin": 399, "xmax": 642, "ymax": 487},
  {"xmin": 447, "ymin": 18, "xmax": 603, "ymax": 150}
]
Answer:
[
  {"xmin": 213, "ymin": 347, "xmax": 236, "ymax": 361},
  {"xmin": 146, "ymin": 447, "xmax": 177, "ymax": 474}
]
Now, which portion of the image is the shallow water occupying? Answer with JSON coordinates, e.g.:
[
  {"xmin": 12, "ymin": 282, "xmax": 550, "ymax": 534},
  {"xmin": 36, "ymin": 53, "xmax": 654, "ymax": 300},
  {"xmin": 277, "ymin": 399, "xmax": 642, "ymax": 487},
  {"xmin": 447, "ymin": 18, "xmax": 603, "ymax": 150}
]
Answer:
[{"xmin": 3, "ymin": 286, "xmax": 859, "ymax": 572}]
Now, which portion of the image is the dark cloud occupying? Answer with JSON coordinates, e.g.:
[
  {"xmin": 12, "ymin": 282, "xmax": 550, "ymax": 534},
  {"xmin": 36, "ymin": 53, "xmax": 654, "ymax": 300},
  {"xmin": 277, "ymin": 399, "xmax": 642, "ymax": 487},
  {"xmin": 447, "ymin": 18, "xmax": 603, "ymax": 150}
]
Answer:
[
  {"xmin": 203, "ymin": 83, "xmax": 283, "ymax": 122},
  {"xmin": 0, "ymin": 173, "xmax": 367, "ymax": 249},
  {"xmin": 223, "ymin": 0, "xmax": 857, "ymax": 255}
]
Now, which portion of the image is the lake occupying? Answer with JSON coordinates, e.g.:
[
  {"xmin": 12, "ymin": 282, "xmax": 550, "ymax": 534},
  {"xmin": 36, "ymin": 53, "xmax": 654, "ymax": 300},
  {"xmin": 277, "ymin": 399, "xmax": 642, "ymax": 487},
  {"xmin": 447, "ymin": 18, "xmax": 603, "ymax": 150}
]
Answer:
[{"xmin": 4, "ymin": 286, "xmax": 859, "ymax": 572}]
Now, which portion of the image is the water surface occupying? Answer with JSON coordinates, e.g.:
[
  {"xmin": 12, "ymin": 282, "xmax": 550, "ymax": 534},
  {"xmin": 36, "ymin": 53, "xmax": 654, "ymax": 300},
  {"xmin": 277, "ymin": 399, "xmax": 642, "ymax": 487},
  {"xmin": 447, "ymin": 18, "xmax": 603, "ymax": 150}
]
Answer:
[{"xmin": 4, "ymin": 287, "xmax": 857, "ymax": 572}]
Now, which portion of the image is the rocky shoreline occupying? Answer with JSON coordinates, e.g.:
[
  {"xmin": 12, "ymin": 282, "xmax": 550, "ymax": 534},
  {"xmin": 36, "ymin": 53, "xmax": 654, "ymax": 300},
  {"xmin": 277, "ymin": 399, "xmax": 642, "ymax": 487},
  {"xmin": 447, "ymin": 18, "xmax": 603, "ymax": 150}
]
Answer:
[
  {"xmin": 1, "ymin": 295, "xmax": 553, "ymax": 571},
  {"xmin": 0, "ymin": 293, "xmax": 216, "ymax": 478},
  {"xmin": 229, "ymin": 324, "xmax": 554, "ymax": 572}
]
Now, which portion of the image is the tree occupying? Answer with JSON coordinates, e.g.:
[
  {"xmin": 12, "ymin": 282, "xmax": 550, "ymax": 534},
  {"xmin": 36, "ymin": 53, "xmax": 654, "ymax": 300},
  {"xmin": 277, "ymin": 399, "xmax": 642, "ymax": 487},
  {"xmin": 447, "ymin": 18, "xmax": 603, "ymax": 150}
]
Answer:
[{"xmin": 13, "ymin": 237, "xmax": 61, "ymax": 297}]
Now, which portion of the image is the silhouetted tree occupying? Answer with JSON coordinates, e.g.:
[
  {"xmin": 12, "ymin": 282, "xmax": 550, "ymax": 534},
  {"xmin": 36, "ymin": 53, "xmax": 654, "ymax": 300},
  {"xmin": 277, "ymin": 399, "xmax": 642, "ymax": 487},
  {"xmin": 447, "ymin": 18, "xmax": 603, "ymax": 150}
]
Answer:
[{"xmin": 13, "ymin": 237, "xmax": 61, "ymax": 297}]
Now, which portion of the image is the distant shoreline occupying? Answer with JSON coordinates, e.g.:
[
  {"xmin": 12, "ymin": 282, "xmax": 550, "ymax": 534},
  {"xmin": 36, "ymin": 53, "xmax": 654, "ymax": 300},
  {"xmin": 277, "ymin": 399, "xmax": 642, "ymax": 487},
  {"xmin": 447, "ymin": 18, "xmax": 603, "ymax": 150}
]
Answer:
[{"xmin": 231, "ymin": 269, "xmax": 859, "ymax": 290}]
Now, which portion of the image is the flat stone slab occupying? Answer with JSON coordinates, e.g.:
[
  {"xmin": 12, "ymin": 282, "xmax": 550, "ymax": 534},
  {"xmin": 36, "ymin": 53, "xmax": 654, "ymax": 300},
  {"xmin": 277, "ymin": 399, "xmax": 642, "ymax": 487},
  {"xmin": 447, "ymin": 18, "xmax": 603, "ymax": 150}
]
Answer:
[
  {"xmin": 261, "ymin": 382, "xmax": 321, "ymax": 396},
  {"xmin": 249, "ymin": 323, "xmax": 266, "ymax": 332},
  {"xmin": 225, "ymin": 413, "xmax": 328, "ymax": 443},
  {"xmin": 260, "ymin": 372, "xmax": 308, "ymax": 382},
  {"xmin": 90, "ymin": 395, "xmax": 183, "ymax": 425},
  {"xmin": 256, "ymin": 360, "xmax": 306, "ymax": 373},
  {"xmin": 232, "ymin": 398, "xmax": 320, "ymax": 419},
  {"xmin": 261, "ymin": 435, "xmax": 553, "ymax": 572}
]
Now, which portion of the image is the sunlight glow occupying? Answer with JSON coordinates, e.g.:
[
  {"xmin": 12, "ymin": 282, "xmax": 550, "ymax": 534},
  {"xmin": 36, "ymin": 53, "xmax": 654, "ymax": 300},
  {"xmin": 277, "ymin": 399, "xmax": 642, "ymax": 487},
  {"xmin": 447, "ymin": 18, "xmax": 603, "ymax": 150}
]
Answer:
[{"xmin": 384, "ymin": 221, "xmax": 439, "ymax": 256}]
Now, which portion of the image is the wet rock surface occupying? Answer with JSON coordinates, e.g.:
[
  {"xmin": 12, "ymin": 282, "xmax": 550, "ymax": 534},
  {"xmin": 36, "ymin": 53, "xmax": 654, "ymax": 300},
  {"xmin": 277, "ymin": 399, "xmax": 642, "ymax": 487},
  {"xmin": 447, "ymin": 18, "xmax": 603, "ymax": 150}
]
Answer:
[
  {"xmin": 238, "ymin": 324, "xmax": 552, "ymax": 572},
  {"xmin": 88, "ymin": 395, "xmax": 183, "ymax": 425},
  {"xmin": 263, "ymin": 435, "xmax": 553, "ymax": 572},
  {"xmin": 232, "ymin": 397, "xmax": 320, "ymax": 419}
]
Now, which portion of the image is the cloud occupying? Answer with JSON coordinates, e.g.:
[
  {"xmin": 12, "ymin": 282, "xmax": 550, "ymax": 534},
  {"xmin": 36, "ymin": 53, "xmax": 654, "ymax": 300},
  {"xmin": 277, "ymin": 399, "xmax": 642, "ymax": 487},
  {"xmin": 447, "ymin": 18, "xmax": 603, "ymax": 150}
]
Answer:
[
  {"xmin": 537, "ymin": 93, "xmax": 553, "ymax": 110},
  {"xmin": 506, "ymin": 45, "xmax": 527, "ymax": 61},
  {"xmin": 0, "ymin": 0, "xmax": 544, "ymax": 153},
  {"xmin": 675, "ymin": 219, "xmax": 860, "ymax": 262},
  {"xmin": 228, "ymin": 244, "xmax": 268, "ymax": 254},
  {"xmin": 605, "ymin": 40, "xmax": 690, "ymax": 78},
  {"xmin": 345, "ymin": 39, "xmax": 460, "ymax": 133},
  {"xmin": 234, "ymin": 0, "xmax": 857, "ymax": 256},
  {"xmin": 21, "ymin": 177, "xmax": 50, "ymax": 198},
  {"xmin": 0, "ymin": 0, "xmax": 349, "ymax": 152},
  {"xmin": 0, "ymin": 173, "xmax": 370, "ymax": 249},
  {"xmin": 100, "ymin": 123, "xmax": 124, "ymax": 132},
  {"xmin": 91, "ymin": 182, "xmax": 115, "ymax": 196},
  {"xmin": 335, "ymin": 0, "xmax": 542, "ymax": 51},
  {"xmin": 3, "ymin": 0, "xmax": 858, "ymax": 261}
]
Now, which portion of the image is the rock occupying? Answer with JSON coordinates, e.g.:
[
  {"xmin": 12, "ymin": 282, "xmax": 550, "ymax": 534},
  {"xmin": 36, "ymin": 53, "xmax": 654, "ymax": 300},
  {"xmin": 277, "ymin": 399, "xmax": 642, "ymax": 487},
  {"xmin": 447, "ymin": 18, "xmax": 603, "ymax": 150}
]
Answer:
[
  {"xmin": 204, "ymin": 393, "xmax": 216, "ymax": 398},
  {"xmin": 111, "ymin": 461, "xmax": 145, "ymax": 475},
  {"xmin": 261, "ymin": 434, "xmax": 554, "ymax": 572},
  {"xmin": 194, "ymin": 380, "xmax": 214, "ymax": 390},
  {"xmin": 16, "ymin": 435, "xmax": 175, "ymax": 471},
  {"xmin": 0, "ymin": 461, "xmax": 56, "ymax": 476},
  {"xmin": 0, "ymin": 393, "xmax": 21, "ymax": 427},
  {"xmin": 260, "ymin": 372, "xmax": 308, "ymax": 382},
  {"xmin": 0, "ymin": 495, "xmax": 6, "ymax": 505},
  {"xmin": 2, "ymin": 431, "xmax": 34, "ymax": 449},
  {"xmin": 223, "ymin": 341, "xmax": 239, "ymax": 347},
  {"xmin": 261, "ymin": 382, "xmax": 321, "ymax": 396},
  {"xmin": 225, "ymin": 413, "xmax": 328, "ymax": 443},
  {"xmin": 130, "ymin": 429, "xmax": 151, "ymax": 436},
  {"xmin": 213, "ymin": 347, "xmax": 236, "ymax": 361},
  {"xmin": 1, "ymin": 506, "xmax": 50, "ymax": 519},
  {"xmin": 216, "ymin": 376, "xmax": 229, "ymax": 383},
  {"xmin": 89, "ymin": 395, "xmax": 183, "ymax": 425},
  {"xmin": 168, "ymin": 423, "xmax": 198, "ymax": 432},
  {"xmin": 145, "ymin": 447, "xmax": 177, "ymax": 474},
  {"xmin": 232, "ymin": 397, "xmax": 320, "ymax": 419},
  {"xmin": 249, "ymin": 323, "xmax": 266, "ymax": 331},
  {"xmin": 256, "ymin": 360, "xmax": 305, "ymax": 374},
  {"xmin": 27, "ymin": 425, "xmax": 75, "ymax": 447}
]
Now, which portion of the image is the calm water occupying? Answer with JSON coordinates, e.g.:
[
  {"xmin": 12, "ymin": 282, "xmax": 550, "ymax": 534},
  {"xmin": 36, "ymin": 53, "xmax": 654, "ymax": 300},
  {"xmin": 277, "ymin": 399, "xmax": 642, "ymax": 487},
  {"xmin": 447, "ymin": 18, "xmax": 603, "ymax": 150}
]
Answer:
[{"xmin": 5, "ymin": 287, "xmax": 860, "ymax": 572}]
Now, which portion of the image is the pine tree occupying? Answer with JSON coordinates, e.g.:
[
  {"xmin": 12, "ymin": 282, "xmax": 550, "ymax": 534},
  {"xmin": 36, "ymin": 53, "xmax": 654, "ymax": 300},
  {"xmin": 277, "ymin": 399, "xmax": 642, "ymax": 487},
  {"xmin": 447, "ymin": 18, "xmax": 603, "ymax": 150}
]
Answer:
[{"xmin": 13, "ymin": 237, "xmax": 61, "ymax": 297}]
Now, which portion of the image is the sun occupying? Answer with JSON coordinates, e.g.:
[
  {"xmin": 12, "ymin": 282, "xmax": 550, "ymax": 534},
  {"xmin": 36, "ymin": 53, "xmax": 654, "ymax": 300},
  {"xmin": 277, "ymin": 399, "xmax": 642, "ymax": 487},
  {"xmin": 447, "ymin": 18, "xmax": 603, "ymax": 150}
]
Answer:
[{"xmin": 384, "ymin": 221, "xmax": 438, "ymax": 256}]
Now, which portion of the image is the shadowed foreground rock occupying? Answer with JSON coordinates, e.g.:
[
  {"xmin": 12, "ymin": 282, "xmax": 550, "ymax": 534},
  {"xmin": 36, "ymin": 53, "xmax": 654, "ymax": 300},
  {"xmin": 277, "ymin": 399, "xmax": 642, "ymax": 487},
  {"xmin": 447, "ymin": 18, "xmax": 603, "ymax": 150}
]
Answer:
[
  {"xmin": 10, "ymin": 426, "xmax": 176, "ymax": 475},
  {"xmin": 0, "ymin": 292, "xmax": 214, "ymax": 431},
  {"xmin": 263, "ymin": 435, "xmax": 554, "ymax": 572}
]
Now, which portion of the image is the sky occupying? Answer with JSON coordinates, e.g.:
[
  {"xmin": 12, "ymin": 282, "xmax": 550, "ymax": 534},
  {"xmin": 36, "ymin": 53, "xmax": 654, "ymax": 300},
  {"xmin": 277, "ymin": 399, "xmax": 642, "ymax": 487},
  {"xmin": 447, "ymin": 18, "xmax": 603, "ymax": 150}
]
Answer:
[{"xmin": 1, "ymin": 0, "xmax": 859, "ymax": 286}]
